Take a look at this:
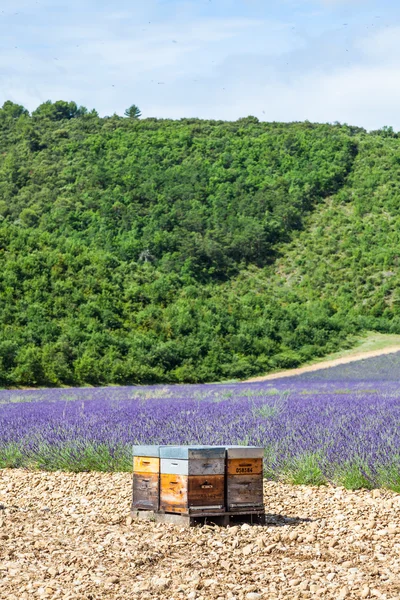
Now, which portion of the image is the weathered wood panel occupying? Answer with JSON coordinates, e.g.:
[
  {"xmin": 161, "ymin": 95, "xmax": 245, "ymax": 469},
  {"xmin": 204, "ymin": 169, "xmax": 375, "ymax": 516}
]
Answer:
[
  {"xmin": 132, "ymin": 473, "xmax": 159, "ymax": 510},
  {"xmin": 133, "ymin": 456, "xmax": 160, "ymax": 474},
  {"xmin": 226, "ymin": 474, "xmax": 264, "ymax": 510},
  {"xmin": 160, "ymin": 446, "xmax": 226, "ymax": 460},
  {"xmin": 161, "ymin": 458, "xmax": 225, "ymax": 476},
  {"xmin": 188, "ymin": 475, "xmax": 225, "ymax": 507},
  {"xmin": 225, "ymin": 446, "xmax": 264, "ymax": 459},
  {"xmin": 132, "ymin": 445, "xmax": 160, "ymax": 457},
  {"xmin": 160, "ymin": 474, "xmax": 188, "ymax": 512},
  {"xmin": 227, "ymin": 458, "xmax": 263, "ymax": 476},
  {"xmin": 160, "ymin": 474, "xmax": 225, "ymax": 513}
]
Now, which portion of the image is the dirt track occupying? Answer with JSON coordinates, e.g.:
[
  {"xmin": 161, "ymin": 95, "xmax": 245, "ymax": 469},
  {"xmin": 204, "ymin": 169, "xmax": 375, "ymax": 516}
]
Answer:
[
  {"xmin": 246, "ymin": 346, "xmax": 400, "ymax": 382},
  {"xmin": 1, "ymin": 470, "xmax": 399, "ymax": 599}
]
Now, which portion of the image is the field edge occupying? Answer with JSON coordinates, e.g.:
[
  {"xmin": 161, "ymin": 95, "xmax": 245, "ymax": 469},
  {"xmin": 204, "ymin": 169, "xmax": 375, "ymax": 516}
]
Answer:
[{"xmin": 244, "ymin": 332, "xmax": 400, "ymax": 382}]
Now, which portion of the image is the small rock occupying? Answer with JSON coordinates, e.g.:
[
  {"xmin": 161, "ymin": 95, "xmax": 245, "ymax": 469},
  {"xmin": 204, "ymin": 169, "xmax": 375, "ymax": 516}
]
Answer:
[
  {"xmin": 8, "ymin": 569, "xmax": 18, "ymax": 577},
  {"xmin": 299, "ymin": 581, "xmax": 310, "ymax": 591},
  {"xmin": 241, "ymin": 523, "xmax": 251, "ymax": 530},
  {"xmin": 339, "ymin": 586, "xmax": 350, "ymax": 598},
  {"xmin": 152, "ymin": 577, "xmax": 171, "ymax": 589},
  {"xmin": 196, "ymin": 539, "xmax": 205, "ymax": 546},
  {"xmin": 228, "ymin": 526, "xmax": 239, "ymax": 534},
  {"xmin": 342, "ymin": 561, "xmax": 354, "ymax": 568},
  {"xmin": 107, "ymin": 576, "xmax": 120, "ymax": 584},
  {"xmin": 203, "ymin": 579, "xmax": 217, "ymax": 588},
  {"xmin": 242, "ymin": 544, "xmax": 253, "ymax": 556},
  {"xmin": 245, "ymin": 594, "xmax": 262, "ymax": 600},
  {"xmin": 360, "ymin": 586, "xmax": 371, "ymax": 599}
]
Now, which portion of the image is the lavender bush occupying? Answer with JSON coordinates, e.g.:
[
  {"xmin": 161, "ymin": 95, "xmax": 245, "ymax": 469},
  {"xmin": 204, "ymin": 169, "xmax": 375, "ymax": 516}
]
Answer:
[
  {"xmin": 289, "ymin": 351, "xmax": 400, "ymax": 381},
  {"xmin": 1, "ymin": 370, "xmax": 399, "ymax": 490}
]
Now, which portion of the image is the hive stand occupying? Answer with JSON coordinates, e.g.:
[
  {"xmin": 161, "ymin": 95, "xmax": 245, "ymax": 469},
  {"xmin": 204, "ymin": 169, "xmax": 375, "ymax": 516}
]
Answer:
[{"xmin": 131, "ymin": 508, "xmax": 266, "ymax": 528}]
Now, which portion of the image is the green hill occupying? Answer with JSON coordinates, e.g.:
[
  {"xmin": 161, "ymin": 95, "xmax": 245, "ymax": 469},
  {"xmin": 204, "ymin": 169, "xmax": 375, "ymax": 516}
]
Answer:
[{"xmin": 0, "ymin": 99, "xmax": 399, "ymax": 386}]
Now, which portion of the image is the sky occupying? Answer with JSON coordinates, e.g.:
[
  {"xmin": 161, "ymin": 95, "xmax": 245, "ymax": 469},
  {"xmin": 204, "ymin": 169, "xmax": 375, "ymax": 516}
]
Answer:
[{"xmin": 0, "ymin": 0, "xmax": 399, "ymax": 129}]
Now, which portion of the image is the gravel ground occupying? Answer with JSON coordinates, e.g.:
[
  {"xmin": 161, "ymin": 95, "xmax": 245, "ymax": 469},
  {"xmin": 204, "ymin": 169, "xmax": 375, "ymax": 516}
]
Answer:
[{"xmin": 0, "ymin": 470, "xmax": 399, "ymax": 600}]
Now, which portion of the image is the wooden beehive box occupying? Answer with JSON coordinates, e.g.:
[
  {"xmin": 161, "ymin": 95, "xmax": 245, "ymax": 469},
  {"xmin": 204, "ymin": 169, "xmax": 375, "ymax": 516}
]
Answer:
[
  {"xmin": 225, "ymin": 446, "xmax": 264, "ymax": 512},
  {"xmin": 132, "ymin": 445, "xmax": 160, "ymax": 511},
  {"xmin": 159, "ymin": 446, "xmax": 226, "ymax": 514}
]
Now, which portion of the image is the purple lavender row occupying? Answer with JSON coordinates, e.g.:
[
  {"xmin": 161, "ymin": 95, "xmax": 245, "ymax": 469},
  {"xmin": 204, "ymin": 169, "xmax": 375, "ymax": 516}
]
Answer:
[{"xmin": 0, "ymin": 377, "xmax": 399, "ymax": 489}]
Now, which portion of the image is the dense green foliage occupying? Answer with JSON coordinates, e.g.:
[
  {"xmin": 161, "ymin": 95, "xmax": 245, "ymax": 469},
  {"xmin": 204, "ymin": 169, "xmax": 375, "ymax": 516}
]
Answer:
[{"xmin": 0, "ymin": 99, "xmax": 398, "ymax": 386}]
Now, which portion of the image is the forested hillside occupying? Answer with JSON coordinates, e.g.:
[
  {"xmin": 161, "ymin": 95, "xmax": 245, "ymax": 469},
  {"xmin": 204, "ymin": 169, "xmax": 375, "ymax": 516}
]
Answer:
[{"xmin": 0, "ymin": 99, "xmax": 398, "ymax": 386}]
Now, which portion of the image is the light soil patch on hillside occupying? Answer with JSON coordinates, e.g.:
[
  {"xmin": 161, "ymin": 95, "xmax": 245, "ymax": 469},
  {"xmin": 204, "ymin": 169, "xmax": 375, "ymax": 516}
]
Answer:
[
  {"xmin": 1, "ymin": 470, "xmax": 400, "ymax": 600},
  {"xmin": 246, "ymin": 344, "xmax": 400, "ymax": 382}
]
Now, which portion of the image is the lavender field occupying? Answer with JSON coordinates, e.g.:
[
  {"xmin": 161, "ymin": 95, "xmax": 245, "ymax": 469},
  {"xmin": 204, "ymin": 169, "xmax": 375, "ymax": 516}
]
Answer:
[{"xmin": 1, "ymin": 352, "xmax": 400, "ymax": 490}]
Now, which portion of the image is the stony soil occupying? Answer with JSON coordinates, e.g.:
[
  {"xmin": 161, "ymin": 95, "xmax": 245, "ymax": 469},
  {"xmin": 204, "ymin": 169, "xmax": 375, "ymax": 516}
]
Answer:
[{"xmin": 0, "ymin": 470, "xmax": 399, "ymax": 600}]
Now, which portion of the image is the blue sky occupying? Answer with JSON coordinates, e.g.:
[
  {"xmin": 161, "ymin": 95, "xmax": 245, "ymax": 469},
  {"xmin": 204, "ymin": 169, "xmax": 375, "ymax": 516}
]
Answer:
[{"xmin": 0, "ymin": 0, "xmax": 399, "ymax": 129}]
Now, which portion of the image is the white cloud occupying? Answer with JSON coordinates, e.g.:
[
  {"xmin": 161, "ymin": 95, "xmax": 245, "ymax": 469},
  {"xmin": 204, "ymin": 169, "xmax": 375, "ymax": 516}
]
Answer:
[
  {"xmin": 0, "ymin": 1, "xmax": 399, "ymax": 130},
  {"xmin": 0, "ymin": 12, "xmax": 299, "ymax": 115},
  {"xmin": 356, "ymin": 26, "xmax": 400, "ymax": 63},
  {"xmin": 144, "ymin": 24, "xmax": 400, "ymax": 130}
]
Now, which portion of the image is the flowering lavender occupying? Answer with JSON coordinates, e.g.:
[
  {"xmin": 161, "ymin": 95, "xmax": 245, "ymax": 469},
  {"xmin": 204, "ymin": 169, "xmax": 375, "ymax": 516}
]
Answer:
[
  {"xmin": 289, "ymin": 351, "xmax": 400, "ymax": 381},
  {"xmin": 1, "ymin": 374, "xmax": 399, "ymax": 490}
]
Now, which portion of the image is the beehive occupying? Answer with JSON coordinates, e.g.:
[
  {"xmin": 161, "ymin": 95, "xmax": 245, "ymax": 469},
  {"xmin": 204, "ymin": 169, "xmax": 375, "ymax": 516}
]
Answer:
[
  {"xmin": 225, "ymin": 446, "xmax": 264, "ymax": 512},
  {"xmin": 159, "ymin": 446, "xmax": 226, "ymax": 514},
  {"xmin": 132, "ymin": 445, "xmax": 160, "ymax": 511}
]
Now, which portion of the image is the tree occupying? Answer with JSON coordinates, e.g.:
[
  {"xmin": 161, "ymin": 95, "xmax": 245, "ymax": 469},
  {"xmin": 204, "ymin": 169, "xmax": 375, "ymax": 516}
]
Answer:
[
  {"xmin": 124, "ymin": 104, "xmax": 142, "ymax": 119},
  {"xmin": 32, "ymin": 100, "xmax": 88, "ymax": 121},
  {"xmin": 0, "ymin": 100, "xmax": 29, "ymax": 119}
]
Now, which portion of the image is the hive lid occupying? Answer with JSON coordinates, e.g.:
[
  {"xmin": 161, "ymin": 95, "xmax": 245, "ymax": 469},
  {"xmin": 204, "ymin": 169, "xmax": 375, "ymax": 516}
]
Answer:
[
  {"xmin": 226, "ymin": 446, "xmax": 264, "ymax": 459},
  {"xmin": 132, "ymin": 445, "xmax": 160, "ymax": 457},
  {"xmin": 159, "ymin": 445, "xmax": 226, "ymax": 460}
]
